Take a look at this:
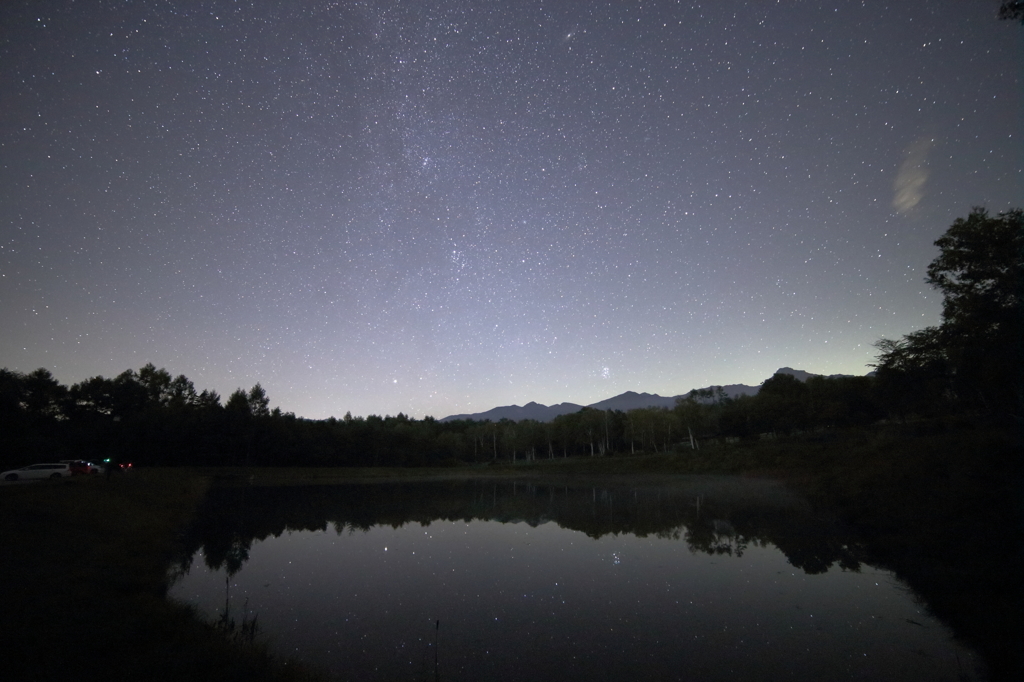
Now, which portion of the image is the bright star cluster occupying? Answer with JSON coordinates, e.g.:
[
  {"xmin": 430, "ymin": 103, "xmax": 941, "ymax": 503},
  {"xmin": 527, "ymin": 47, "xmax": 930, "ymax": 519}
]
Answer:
[{"xmin": 1, "ymin": 1, "xmax": 1019, "ymax": 419}]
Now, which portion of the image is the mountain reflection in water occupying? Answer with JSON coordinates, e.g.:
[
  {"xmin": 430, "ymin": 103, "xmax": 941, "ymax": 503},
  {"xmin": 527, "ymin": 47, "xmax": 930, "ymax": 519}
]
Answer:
[{"xmin": 170, "ymin": 477, "xmax": 980, "ymax": 681}]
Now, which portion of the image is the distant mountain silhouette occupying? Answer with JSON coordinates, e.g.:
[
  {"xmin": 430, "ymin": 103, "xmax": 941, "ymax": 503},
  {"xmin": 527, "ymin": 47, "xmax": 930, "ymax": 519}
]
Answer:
[
  {"xmin": 441, "ymin": 401, "xmax": 584, "ymax": 423},
  {"xmin": 586, "ymin": 391, "xmax": 678, "ymax": 412},
  {"xmin": 439, "ymin": 368, "xmax": 860, "ymax": 423},
  {"xmin": 438, "ymin": 368, "xmax": 856, "ymax": 421},
  {"xmin": 586, "ymin": 383, "xmax": 763, "ymax": 412},
  {"xmin": 774, "ymin": 367, "xmax": 858, "ymax": 382}
]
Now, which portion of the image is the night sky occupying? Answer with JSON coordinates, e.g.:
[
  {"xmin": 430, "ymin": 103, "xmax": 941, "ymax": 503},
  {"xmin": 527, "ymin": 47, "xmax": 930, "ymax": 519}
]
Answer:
[{"xmin": 1, "ymin": 1, "xmax": 1020, "ymax": 420}]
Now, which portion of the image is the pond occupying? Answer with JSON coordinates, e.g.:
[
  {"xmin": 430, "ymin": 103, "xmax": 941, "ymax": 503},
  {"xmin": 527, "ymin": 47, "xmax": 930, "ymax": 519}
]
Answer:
[{"xmin": 169, "ymin": 477, "xmax": 980, "ymax": 681}]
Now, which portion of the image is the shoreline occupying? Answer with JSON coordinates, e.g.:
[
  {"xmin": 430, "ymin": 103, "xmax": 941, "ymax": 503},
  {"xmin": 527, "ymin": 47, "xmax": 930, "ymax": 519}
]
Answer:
[{"xmin": 2, "ymin": 423, "xmax": 1019, "ymax": 681}]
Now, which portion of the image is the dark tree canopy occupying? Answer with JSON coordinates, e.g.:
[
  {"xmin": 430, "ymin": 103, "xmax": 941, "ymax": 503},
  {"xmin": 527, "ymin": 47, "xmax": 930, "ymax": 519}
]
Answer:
[
  {"xmin": 927, "ymin": 207, "xmax": 1023, "ymax": 334},
  {"xmin": 875, "ymin": 207, "xmax": 1023, "ymax": 419},
  {"xmin": 999, "ymin": 1, "xmax": 1024, "ymax": 23}
]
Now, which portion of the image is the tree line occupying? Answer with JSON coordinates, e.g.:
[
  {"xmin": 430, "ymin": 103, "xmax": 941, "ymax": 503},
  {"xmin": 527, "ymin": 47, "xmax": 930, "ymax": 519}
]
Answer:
[
  {"xmin": 0, "ymin": 362, "xmax": 960, "ymax": 470},
  {"xmin": 2, "ymin": 207, "xmax": 1019, "ymax": 469}
]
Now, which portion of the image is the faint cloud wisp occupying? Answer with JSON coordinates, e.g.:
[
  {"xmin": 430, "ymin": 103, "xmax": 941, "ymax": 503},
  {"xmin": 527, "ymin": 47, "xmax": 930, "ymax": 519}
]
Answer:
[{"xmin": 893, "ymin": 137, "xmax": 933, "ymax": 213}]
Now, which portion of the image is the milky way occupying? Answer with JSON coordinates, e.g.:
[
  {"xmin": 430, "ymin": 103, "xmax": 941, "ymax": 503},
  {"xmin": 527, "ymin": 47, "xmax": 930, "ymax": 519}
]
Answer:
[{"xmin": 1, "ymin": 1, "xmax": 1020, "ymax": 419}]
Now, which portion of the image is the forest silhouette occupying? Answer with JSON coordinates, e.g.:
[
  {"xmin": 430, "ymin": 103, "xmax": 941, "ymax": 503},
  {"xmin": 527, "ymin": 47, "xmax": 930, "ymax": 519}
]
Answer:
[{"xmin": 2, "ymin": 208, "xmax": 1020, "ymax": 469}]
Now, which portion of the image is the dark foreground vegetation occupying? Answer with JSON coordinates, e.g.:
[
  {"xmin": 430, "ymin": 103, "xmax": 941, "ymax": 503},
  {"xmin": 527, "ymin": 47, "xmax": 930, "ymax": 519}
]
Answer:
[{"xmin": 0, "ymin": 470, "xmax": 326, "ymax": 682}]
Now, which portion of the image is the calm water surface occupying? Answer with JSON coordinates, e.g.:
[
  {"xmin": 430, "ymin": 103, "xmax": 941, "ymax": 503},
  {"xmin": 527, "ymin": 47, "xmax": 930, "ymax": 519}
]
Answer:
[{"xmin": 169, "ymin": 477, "xmax": 979, "ymax": 681}]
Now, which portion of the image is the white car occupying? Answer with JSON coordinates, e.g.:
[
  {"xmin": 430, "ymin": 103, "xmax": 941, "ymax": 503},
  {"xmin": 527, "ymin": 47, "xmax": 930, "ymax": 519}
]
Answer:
[{"xmin": 2, "ymin": 463, "xmax": 72, "ymax": 482}]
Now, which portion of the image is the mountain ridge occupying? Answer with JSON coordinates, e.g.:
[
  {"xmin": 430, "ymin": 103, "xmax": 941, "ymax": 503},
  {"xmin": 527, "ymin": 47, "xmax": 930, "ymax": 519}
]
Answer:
[{"xmin": 438, "ymin": 367, "xmax": 859, "ymax": 423}]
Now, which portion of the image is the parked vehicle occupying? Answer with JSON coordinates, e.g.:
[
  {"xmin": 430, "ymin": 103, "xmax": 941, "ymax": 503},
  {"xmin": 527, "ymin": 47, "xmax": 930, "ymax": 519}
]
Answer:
[
  {"xmin": 60, "ymin": 460, "xmax": 97, "ymax": 476},
  {"xmin": 2, "ymin": 463, "xmax": 72, "ymax": 481}
]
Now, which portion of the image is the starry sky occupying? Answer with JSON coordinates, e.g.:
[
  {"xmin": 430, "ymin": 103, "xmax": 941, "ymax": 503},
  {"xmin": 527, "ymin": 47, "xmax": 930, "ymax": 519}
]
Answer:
[{"xmin": 1, "ymin": 1, "xmax": 1020, "ymax": 420}]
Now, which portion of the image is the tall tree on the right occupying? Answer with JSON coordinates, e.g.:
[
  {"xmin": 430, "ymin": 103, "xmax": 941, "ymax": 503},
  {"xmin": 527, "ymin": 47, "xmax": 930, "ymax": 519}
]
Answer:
[
  {"xmin": 929, "ymin": 208, "xmax": 1022, "ymax": 415},
  {"xmin": 876, "ymin": 207, "xmax": 1023, "ymax": 419}
]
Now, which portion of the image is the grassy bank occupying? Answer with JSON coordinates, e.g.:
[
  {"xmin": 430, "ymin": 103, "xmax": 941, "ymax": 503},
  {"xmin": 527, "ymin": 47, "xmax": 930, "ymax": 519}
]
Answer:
[{"xmin": 0, "ymin": 470, "xmax": 324, "ymax": 682}]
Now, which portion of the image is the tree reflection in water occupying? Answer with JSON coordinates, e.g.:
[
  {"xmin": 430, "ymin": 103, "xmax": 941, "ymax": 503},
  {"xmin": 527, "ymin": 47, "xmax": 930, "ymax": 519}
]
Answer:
[
  {"xmin": 170, "ymin": 476, "xmax": 980, "ymax": 681},
  {"xmin": 177, "ymin": 477, "xmax": 862, "ymax": 575}
]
